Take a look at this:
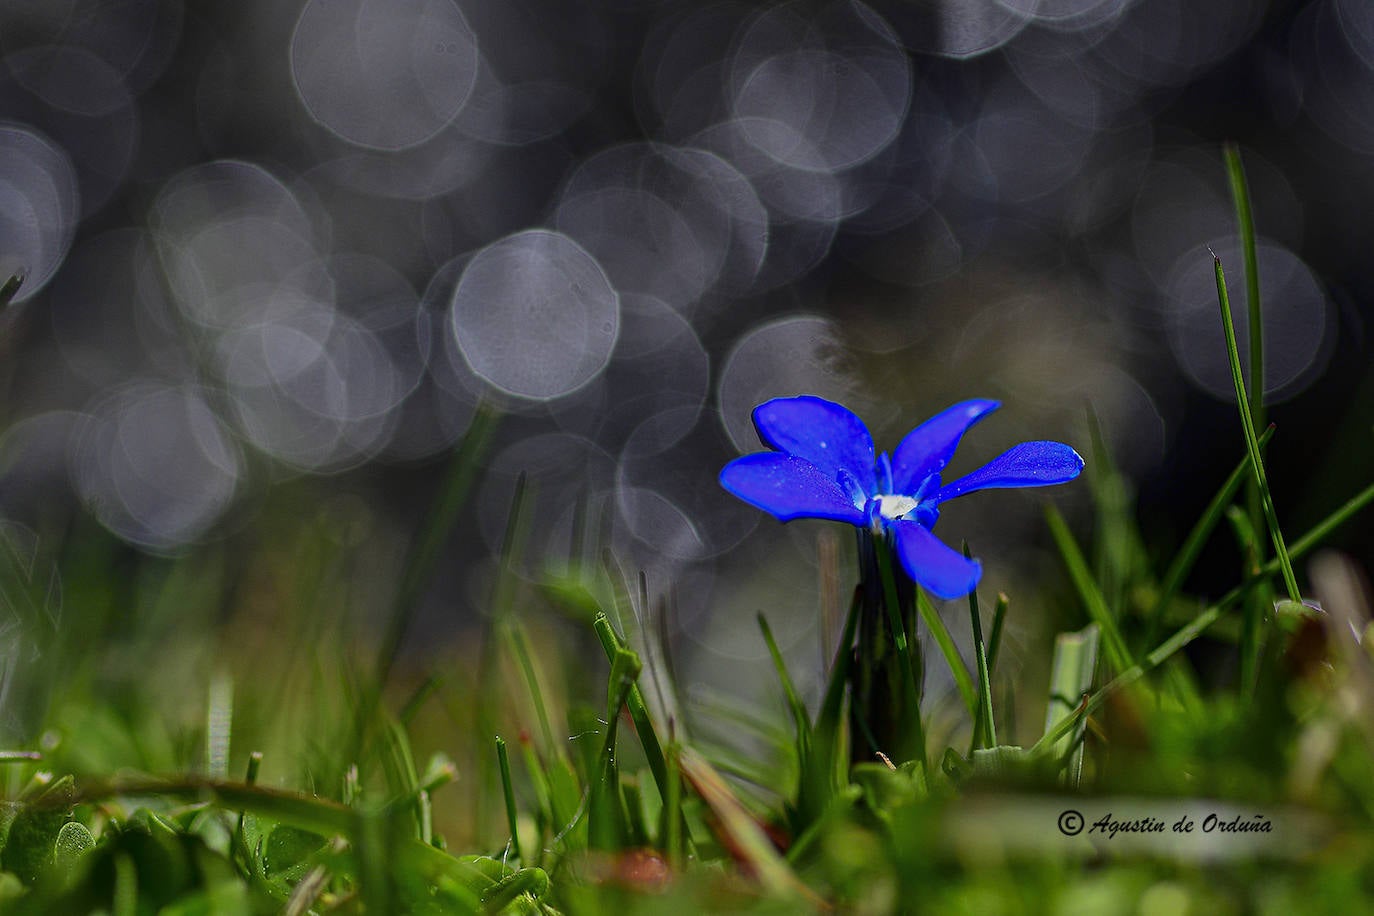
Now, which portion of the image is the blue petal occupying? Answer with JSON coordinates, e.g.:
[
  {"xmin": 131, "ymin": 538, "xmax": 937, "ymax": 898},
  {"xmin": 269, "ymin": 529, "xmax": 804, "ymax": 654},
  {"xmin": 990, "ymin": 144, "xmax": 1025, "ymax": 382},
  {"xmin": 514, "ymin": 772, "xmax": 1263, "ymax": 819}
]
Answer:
[
  {"xmin": 931, "ymin": 441, "xmax": 1085, "ymax": 503},
  {"xmin": 752, "ymin": 396, "xmax": 876, "ymax": 497},
  {"xmin": 890, "ymin": 400, "xmax": 1000, "ymax": 495},
  {"xmin": 891, "ymin": 520, "xmax": 982, "ymax": 599},
  {"xmin": 719, "ymin": 453, "xmax": 866, "ymax": 525}
]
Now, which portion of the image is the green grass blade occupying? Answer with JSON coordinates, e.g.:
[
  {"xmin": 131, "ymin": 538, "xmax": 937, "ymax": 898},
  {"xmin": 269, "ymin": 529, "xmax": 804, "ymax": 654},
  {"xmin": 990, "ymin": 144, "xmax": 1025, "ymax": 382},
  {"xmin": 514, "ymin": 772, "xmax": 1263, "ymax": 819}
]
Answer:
[
  {"xmin": 1212, "ymin": 254, "xmax": 1300, "ymax": 603},
  {"xmin": 593, "ymin": 613, "xmax": 669, "ymax": 803},
  {"xmin": 495, "ymin": 737, "xmax": 521, "ymax": 862},
  {"xmin": 963, "ymin": 545, "xmax": 996, "ymax": 751},
  {"xmin": 587, "ymin": 646, "xmax": 640, "ymax": 850},
  {"xmin": 1043, "ymin": 503, "xmax": 1132, "ymax": 674},
  {"xmin": 1043, "ymin": 625, "xmax": 1099, "ymax": 786},
  {"xmin": 1223, "ymin": 143, "xmax": 1265, "ymax": 442}
]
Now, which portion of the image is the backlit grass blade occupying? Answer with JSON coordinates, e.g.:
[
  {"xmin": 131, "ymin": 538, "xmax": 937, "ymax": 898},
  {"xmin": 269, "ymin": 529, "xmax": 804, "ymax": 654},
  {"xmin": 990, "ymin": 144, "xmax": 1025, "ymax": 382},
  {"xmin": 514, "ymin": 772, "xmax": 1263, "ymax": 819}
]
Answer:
[
  {"xmin": 1212, "ymin": 253, "xmax": 1300, "ymax": 604},
  {"xmin": 1044, "ymin": 503, "xmax": 1132, "ymax": 674},
  {"xmin": 1223, "ymin": 144, "xmax": 1264, "ymax": 433}
]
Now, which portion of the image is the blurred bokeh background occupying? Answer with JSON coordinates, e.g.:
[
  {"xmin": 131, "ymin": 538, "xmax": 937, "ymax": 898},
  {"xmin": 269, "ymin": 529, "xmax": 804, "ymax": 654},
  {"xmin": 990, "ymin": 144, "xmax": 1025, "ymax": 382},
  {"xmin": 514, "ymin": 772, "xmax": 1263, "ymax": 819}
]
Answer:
[{"xmin": 0, "ymin": 0, "xmax": 1371, "ymax": 745}]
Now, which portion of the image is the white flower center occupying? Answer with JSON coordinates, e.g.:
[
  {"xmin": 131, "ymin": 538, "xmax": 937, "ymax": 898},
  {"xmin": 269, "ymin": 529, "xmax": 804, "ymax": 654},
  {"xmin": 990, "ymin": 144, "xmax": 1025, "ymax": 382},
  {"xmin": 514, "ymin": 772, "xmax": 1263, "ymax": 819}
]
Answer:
[{"xmin": 876, "ymin": 494, "xmax": 918, "ymax": 520}]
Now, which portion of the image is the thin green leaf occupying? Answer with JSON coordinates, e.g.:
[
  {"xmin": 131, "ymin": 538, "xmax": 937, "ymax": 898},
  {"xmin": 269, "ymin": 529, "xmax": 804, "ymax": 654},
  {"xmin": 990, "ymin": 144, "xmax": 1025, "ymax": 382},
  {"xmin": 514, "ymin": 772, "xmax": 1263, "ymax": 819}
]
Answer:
[
  {"xmin": 593, "ymin": 614, "xmax": 669, "ymax": 805},
  {"xmin": 495, "ymin": 737, "xmax": 521, "ymax": 862}
]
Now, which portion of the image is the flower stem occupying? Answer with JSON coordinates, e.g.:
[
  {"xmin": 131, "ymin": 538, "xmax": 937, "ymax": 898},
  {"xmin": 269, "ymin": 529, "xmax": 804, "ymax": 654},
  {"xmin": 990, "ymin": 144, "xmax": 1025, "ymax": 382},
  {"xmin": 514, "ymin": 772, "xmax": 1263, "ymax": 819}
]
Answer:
[{"xmin": 850, "ymin": 528, "xmax": 926, "ymax": 772}]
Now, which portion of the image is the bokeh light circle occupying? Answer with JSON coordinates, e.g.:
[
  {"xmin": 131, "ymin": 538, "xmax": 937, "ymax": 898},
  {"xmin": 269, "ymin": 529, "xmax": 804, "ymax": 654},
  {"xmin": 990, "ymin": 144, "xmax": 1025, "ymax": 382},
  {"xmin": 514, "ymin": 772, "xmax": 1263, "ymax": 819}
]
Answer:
[
  {"xmin": 450, "ymin": 229, "xmax": 620, "ymax": 400},
  {"xmin": 290, "ymin": 0, "xmax": 480, "ymax": 150}
]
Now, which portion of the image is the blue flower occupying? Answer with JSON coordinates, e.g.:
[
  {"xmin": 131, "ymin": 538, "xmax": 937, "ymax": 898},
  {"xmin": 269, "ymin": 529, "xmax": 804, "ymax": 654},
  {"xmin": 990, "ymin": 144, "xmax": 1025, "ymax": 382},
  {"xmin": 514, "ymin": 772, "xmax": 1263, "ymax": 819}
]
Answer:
[{"xmin": 719, "ymin": 397, "xmax": 1084, "ymax": 599}]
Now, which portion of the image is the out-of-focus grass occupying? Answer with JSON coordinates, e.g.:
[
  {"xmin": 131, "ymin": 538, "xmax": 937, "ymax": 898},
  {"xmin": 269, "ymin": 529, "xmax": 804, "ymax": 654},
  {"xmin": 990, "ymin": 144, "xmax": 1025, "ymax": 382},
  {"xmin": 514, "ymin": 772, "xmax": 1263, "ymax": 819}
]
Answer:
[{"xmin": 0, "ymin": 151, "xmax": 1372, "ymax": 912}]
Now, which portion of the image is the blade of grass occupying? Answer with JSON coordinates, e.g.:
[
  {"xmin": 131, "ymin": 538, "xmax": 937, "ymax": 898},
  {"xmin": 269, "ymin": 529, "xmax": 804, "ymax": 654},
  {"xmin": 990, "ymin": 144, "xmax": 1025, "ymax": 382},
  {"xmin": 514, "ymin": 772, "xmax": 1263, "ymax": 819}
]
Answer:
[
  {"xmin": 495, "ymin": 737, "xmax": 521, "ymax": 862},
  {"xmin": 1223, "ymin": 143, "xmax": 1265, "ymax": 437},
  {"xmin": 1042, "ymin": 624, "xmax": 1099, "ymax": 787},
  {"xmin": 593, "ymin": 613, "xmax": 668, "ymax": 803},
  {"xmin": 1223, "ymin": 143, "xmax": 1278, "ymax": 702},
  {"xmin": 587, "ymin": 646, "xmax": 640, "ymax": 850},
  {"xmin": 963, "ymin": 545, "xmax": 996, "ymax": 751},
  {"xmin": 1044, "ymin": 503, "xmax": 1132, "ymax": 674},
  {"xmin": 1212, "ymin": 253, "xmax": 1299, "ymax": 603}
]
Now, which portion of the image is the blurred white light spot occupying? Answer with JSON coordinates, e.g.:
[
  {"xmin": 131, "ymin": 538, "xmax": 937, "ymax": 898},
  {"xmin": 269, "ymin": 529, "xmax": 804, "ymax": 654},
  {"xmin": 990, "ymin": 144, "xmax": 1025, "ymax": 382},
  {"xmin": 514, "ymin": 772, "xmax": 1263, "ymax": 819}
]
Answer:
[
  {"xmin": 290, "ymin": 0, "xmax": 480, "ymax": 150},
  {"xmin": 71, "ymin": 384, "xmax": 242, "ymax": 551},
  {"xmin": 877, "ymin": 0, "xmax": 1032, "ymax": 59},
  {"xmin": 450, "ymin": 229, "xmax": 619, "ymax": 400},
  {"xmin": 729, "ymin": 0, "xmax": 911, "ymax": 173}
]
